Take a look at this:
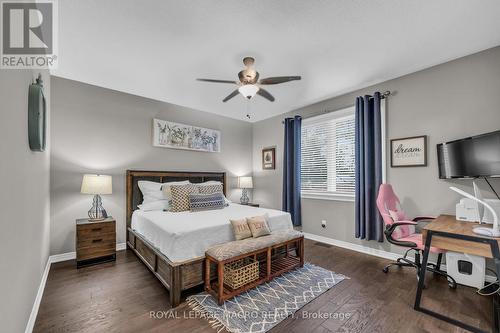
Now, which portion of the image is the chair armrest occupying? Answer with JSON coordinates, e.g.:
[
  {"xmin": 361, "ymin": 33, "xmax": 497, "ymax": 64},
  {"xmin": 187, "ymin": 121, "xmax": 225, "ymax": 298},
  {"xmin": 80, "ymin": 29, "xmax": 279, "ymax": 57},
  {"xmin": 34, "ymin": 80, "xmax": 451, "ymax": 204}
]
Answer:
[
  {"xmin": 384, "ymin": 222, "xmax": 418, "ymax": 248},
  {"xmin": 412, "ymin": 216, "xmax": 435, "ymax": 222}
]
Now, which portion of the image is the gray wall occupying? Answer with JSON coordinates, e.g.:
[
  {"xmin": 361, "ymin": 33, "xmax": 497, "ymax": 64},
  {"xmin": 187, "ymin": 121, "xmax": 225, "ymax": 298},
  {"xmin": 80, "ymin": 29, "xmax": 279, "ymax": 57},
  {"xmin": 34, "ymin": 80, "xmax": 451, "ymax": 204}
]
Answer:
[
  {"xmin": 50, "ymin": 77, "xmax": 253, "ymax": 255},
  {"xmin": 252, "ymin": 46, "xmax": 500, "ymax": 255},
  {"xmin": 0, "ymin": 70, "xmax": 51, "ymax": 333}
]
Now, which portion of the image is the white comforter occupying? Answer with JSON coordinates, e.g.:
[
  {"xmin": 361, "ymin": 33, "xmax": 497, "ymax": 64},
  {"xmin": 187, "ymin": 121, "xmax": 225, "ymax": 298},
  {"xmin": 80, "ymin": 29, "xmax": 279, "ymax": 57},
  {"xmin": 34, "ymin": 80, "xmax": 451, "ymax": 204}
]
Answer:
[{"xmin": 131, "ymin": 203, "xmax": 293, "ymax": 263}]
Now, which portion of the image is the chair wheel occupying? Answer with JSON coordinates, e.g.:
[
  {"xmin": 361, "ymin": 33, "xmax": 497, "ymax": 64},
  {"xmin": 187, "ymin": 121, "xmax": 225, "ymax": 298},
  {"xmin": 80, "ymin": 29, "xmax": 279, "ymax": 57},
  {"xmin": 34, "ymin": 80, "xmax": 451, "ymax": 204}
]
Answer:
[
  {"xmin": 448, "ymin": 280, "xmax": 457, "ymax": 289},
  {"xmin": 382, "ymin": 267, "xmax": 389, "ymax": 273}
]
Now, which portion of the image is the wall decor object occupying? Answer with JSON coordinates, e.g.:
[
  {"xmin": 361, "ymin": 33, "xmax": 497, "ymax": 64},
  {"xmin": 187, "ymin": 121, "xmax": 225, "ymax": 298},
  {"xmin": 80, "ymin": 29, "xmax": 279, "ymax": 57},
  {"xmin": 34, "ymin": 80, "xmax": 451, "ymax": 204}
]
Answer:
[
  {"xmin": 262, "ymin": 147, "xmax": 276, "ymax": 170},
  {"xmin": 28, "ymin": 74, "xmax": 47, "ymax": 152},
  {"xmin": 153, "ymin": 119, "xmax": 220, "ymax": 152},
  {"xmin": 391, "ymin": 135, "xmax": 427, "ymax": 167}
]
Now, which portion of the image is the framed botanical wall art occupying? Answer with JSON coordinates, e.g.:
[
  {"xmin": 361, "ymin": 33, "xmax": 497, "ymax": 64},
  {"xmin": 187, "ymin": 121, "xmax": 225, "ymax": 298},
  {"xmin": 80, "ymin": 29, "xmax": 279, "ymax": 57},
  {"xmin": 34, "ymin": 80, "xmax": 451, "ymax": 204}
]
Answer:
[
  {"xmin": 152, "ymin": 119, "xmax": 221, "ymax": 152},
  {"xmin": 390, "ymin": 135, "xmax": 427, "ymax": 167},
  {"xmin": 262, "ymin": 147, "xmax": 276, "ymax": 170}
]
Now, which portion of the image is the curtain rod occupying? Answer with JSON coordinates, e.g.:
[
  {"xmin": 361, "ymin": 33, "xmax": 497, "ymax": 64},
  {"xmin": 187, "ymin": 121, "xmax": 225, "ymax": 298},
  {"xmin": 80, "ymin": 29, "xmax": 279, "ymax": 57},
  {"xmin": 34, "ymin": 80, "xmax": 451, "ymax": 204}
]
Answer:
[{"xmin": 281, "ymin": 91, "xmax": 391, "ymax": 124}]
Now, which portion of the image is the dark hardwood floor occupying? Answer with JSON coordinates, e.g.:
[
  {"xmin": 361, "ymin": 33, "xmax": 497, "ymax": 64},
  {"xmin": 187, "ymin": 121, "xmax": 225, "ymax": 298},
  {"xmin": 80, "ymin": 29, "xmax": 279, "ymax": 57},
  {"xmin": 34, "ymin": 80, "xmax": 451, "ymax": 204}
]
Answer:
[{"xmin": 34, "ymin": 240, "xmax": 492, "ymax": 333}]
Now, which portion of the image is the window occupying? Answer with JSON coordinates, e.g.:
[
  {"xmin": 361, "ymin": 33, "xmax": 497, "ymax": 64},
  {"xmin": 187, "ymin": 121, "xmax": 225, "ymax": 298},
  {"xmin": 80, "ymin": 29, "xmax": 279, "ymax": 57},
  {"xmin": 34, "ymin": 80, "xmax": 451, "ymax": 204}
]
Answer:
[{"xmin": 301, "ymin": 107, "xmax": 356, "ymax": 201}]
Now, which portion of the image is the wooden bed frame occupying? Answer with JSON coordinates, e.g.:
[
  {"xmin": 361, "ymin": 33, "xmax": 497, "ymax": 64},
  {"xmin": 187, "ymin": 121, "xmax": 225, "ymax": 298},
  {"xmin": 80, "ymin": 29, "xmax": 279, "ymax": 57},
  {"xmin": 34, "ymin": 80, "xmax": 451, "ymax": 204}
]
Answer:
[{"xmin": 126, "ymin": 170, "xmax": 226, "ymax": 307}]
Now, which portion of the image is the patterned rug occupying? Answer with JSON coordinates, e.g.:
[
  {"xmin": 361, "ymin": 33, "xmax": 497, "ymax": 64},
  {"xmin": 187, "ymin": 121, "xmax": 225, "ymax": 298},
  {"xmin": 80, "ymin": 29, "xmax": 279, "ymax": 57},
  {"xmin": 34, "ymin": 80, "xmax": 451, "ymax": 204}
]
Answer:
[{"xmin": 187, "ymin": 263, "xmax": 348, "ymax": 333}]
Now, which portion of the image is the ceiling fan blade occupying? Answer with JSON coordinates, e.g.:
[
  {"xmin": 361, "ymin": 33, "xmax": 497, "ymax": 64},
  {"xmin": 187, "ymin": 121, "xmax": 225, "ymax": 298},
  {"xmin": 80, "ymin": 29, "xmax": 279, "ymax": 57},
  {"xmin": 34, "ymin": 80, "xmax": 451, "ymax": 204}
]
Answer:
[
  {"xmin": 222, "ymin": 89, "xmax": 240, "ymax": 102},
  {"xmin": 257, "ymin": 88, "xmax": 275, "ymax": 102},
  {"xmin": 259, "ymin": 76, "xmax": 301, "ymax": 85},
  {"xmin": 197, "ymin": 78, "xmax": 238, "ymax": 84}
]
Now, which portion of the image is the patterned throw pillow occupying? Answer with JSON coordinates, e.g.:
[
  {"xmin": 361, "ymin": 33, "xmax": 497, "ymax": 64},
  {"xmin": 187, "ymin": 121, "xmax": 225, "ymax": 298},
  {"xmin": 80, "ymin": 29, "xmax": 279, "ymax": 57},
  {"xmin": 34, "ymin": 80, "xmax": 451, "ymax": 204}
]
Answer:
[
  {"xmin": 197, "ymin": 183, "xmax": 223, "ymax": 194},
  {"xmin": 246, "ymin": 215, "xmax": 271, "ymax": 238},
  {"xmin": 162, "ymin": 180, "xmax": 190, "ymax": 205},
  {"xmin": 230, "ymin": 218, "xmax": 252, "ymax": 240},
  {"xmin": 170, "ymin": 184, "xmax": 199, "ymax": 212},
  {"xmin": 189, "ymin": 192, "xmax": 225, "ymax": 212}
]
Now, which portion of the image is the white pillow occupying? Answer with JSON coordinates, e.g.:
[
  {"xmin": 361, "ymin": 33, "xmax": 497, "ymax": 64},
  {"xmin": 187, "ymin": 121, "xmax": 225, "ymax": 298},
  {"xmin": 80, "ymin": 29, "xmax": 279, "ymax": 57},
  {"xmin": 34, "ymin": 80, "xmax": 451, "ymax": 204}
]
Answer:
[
  {"xmin": 138, "ymin": 200, "xmax": 169, "ymax": 211},
  {"xmin": 138, "ymin": 181, "xmax": 165, "ymax": 204},
  {"xmin": 138, "ymin": 180, "xmax": 190, "ymax": 205}
]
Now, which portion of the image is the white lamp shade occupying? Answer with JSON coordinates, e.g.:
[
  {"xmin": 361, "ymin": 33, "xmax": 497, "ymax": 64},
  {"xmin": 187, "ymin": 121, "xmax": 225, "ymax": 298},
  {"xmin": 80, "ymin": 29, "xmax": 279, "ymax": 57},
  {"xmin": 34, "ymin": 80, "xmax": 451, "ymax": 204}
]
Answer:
[
  {"xmin": 81, "ymin": 174, "xmax": 112, "ymax": 195},
  {"xmin": 238, "ymin": 176, "xmax": 253, "ymax": 189},
  {"xmin": 238, "ymin": 85, "xmax": 259, "ymax": 99}
]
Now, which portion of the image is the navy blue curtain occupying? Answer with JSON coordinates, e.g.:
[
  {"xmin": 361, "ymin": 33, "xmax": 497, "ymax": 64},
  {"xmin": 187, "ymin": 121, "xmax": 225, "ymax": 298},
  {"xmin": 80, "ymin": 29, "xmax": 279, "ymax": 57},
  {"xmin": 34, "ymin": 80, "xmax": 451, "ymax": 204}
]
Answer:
[
  {"xmin": 355, "ymin": 92, "xmax": 383, "ymax": 241},
  {"xmin": 283, "ymin": 116, "xmax": 302, "ymax": 226}
]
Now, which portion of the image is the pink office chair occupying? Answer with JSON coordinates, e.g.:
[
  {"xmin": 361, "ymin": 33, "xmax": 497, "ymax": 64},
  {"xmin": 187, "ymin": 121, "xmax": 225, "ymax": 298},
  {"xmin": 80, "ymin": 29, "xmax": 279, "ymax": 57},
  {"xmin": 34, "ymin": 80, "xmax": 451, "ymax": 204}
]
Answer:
[{"xmin": 376, "ymin": 184, "xmax": 456, "ymax": 288}]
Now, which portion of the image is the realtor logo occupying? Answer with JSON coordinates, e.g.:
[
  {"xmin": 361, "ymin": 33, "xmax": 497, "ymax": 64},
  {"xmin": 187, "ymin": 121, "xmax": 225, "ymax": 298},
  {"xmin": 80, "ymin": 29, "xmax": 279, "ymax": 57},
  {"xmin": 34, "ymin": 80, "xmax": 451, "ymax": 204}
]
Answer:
[{"xmin": 1, "ymin": 0, "xmax": 58, "ymax": 69}]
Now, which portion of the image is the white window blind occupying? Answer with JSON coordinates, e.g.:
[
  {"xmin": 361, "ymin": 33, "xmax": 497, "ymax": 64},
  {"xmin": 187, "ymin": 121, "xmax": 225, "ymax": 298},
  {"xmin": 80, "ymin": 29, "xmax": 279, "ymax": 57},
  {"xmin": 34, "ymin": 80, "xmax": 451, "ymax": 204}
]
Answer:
[{"xmin": 301, "ymin": 107, "xmax": 356, "ymax": 200}]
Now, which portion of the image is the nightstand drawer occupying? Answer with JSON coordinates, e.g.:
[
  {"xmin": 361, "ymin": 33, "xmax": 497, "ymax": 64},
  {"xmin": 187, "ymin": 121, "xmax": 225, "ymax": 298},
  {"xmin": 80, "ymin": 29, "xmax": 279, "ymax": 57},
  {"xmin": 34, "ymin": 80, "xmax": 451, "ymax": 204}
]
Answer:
[
  {"xmin": 76, "ymin": 217, "xmax": 116, "ymax": 268},
  {"xmin": 77, "ymin": 222, "xmax": 115, "ymax": 240},
  {"xmin": 77, "ymin": 243, "xmax": 116, "ymax": 261},
  {"xmin": 77, "ymin": 232, "xmax": 115, "ymax": 249}
]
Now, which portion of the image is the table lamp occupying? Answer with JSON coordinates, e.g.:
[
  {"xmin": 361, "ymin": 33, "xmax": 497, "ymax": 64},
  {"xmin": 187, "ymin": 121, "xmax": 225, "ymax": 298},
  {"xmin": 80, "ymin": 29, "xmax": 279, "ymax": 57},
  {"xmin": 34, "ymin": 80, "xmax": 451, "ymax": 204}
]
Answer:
[
  {"xmin": 238, "ymin": 176, "xmax": 253, "ymax": 205},
  {"xmin": 81, "ymin": 174, "xmax": 112, "ymax": 221},
  {"xmin": 450, "ymin": 186, "xmax": 499, "ymax": 237}
]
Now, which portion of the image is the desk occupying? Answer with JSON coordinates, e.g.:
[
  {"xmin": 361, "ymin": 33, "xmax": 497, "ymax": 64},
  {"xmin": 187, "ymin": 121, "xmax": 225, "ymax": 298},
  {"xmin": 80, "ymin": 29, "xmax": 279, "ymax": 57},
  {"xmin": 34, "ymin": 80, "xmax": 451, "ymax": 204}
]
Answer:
[{"xmin": 415, "ymin": 215, "xmax": 500, "ymax": 333}]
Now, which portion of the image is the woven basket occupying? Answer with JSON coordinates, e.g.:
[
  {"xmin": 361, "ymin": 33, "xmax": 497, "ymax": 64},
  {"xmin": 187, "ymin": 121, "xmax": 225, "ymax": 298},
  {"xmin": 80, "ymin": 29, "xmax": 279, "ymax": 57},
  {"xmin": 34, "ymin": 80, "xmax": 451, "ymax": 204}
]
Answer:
[{"xmin": 224, "ymin": 257, "xmax": 259, "ymax": 290}]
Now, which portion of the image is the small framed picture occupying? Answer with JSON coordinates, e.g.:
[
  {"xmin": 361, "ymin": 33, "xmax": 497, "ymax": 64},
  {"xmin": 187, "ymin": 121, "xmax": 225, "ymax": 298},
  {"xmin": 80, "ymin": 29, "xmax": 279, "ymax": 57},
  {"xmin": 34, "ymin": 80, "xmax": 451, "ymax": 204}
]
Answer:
[
  {"xmin": 262, "ymin": 147, "xmax": 276, "ymax": 170},
  {"xmin": 391, "ymin": 135, "xmax": 427, "ymax": 167}
]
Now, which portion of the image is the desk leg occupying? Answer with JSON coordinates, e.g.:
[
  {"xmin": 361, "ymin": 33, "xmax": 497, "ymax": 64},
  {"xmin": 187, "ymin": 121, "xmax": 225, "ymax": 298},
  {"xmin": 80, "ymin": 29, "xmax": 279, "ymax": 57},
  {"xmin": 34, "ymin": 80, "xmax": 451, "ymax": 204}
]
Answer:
[
  {"xmin": 414, "ymin": 231, "xmax": 432, "ymax": 310},
  {"xmin": 414, "ymin": 231, "xmax": 496, "ymax": 333},
  {"xmin": 490, "ymin": 242, "xmax": 500, "ymax": 333}
]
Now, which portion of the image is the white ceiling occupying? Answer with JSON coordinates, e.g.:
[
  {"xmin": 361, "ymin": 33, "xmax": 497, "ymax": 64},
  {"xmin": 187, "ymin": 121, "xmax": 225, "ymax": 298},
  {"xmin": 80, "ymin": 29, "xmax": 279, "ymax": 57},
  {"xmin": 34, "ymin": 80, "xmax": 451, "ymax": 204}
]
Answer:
[{"xmin": 53, "ymin": 0, "xmax": 500, "ymax": 122}]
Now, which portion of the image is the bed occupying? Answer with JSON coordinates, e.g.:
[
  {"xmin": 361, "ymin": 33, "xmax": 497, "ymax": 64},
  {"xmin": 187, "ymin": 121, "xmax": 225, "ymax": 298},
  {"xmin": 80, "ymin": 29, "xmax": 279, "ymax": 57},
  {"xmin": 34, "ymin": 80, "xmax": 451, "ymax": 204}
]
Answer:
[{"xmin": 126, "ymin": 170, "xmax": 293, "ymax": 307}]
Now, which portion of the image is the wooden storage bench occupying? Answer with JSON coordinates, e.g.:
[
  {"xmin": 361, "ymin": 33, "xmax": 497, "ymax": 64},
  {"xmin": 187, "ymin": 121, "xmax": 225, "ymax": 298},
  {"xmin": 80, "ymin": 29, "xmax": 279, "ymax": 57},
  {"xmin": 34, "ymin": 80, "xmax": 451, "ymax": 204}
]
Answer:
[{"xmin": 204, "ymin": 230, "xmax": 304, "ymax": 305}]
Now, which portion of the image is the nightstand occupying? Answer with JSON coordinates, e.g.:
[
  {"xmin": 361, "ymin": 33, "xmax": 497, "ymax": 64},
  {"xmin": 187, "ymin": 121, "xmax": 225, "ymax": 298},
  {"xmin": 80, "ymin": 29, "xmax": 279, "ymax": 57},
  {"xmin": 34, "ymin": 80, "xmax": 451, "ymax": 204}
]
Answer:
[
  {"xmin": 242, "ymin": 203, "xmax": 260, "ymax": 207},
  {"xmin": 76, "ymin": 217, "xmax": 116, "ymax": 268}
]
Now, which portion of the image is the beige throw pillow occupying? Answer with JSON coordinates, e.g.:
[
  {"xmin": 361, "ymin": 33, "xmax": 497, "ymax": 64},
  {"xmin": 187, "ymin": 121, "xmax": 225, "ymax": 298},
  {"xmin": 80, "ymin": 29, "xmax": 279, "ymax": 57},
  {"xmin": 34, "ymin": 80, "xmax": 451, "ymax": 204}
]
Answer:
[
  {"xmin": 162, "ymin": 180, "xmax": 190, "ymax": 205},
  {"xmin": 246, "ymin": 215, "xmax": 271, "ymax": 238},
  {"xmin": 230, "ymin": 218, "xmax": 252, "ymax": 240},
  {"xmin": 170, "ymin": 184, "xmax": 199, "ymax": 212},
  {"xmin": 198, "ymin": 183, "xmax": 223, "ymax": 194}
]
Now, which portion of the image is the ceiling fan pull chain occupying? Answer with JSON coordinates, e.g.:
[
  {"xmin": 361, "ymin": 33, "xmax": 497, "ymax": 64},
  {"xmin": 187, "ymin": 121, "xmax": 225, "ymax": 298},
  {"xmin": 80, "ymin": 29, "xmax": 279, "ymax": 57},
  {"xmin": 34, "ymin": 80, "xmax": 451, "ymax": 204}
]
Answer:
[{"xmin": 246, "ymin": 99, "xmax": 251, "ymax": 119}]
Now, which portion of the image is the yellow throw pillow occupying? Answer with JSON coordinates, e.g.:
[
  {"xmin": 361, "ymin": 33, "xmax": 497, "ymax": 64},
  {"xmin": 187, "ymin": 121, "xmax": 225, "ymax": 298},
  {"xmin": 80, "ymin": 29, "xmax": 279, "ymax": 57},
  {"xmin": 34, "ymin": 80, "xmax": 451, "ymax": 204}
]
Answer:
[
  {"xmin": 230, "ymin": 218, "xmax": 252, "ymax": 240},
  {"xmin": 246, "ymin": 215, "xmax": 271, "ymax": 238}
]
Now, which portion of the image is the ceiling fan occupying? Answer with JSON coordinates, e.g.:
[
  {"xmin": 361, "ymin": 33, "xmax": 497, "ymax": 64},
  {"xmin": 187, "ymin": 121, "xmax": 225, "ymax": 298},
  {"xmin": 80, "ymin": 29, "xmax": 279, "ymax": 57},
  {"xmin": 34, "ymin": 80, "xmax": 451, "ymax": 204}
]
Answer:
[{"xmin": 197, "ymin": 57, "xmax": 301, "ymax": 103}]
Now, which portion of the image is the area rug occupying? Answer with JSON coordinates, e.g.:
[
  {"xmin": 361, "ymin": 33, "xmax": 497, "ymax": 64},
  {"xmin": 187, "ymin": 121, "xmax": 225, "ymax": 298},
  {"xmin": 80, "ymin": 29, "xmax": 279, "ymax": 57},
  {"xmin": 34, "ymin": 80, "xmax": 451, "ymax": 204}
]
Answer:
[{"xmin": 186, "ymin": 263, "xmax": 348, "ymax": 333}]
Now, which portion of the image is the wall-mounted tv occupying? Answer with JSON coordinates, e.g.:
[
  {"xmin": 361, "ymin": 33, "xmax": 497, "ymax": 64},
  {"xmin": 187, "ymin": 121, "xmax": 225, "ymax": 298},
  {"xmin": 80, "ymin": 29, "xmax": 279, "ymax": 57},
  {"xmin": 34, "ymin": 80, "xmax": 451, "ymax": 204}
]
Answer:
[{"xmin": 437, "ymin": 130, "xmax": 500, "ymax": 179}]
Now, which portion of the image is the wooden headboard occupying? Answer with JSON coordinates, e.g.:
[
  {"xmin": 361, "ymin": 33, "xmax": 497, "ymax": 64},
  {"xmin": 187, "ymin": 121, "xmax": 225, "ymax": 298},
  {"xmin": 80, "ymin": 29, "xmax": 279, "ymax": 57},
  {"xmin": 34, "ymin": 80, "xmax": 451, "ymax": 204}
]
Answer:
[{"xmin": 126, "ymin": 170, "xmax": 227, "ymax": 229}]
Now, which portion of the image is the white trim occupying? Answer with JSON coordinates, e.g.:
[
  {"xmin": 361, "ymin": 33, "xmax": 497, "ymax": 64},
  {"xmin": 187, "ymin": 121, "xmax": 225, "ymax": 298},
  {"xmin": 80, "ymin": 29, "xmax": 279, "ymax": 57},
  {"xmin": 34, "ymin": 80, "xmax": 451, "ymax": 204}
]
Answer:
[
  {"xmin": 301, "ymin": 192, "xmax": 355, "ymax": 202},
  {"xmin": 49, "ymin": 242, "xmax": 126, "ymax": 263},
  {"xmin": 24, "ymin": 243, "xmax": 126, "ymax": 333},
  {"xmin": 302, "ymin": 106, "xmax": 355, "ymax": 125},
  {"xmin": 302, "ymin": 232, "xmax": 496, "ymax": 283},
  {"xmin": 50, "ymin": 251, "xmax": 76, "ymax": 263},
  {"xmin": 303, "ymin": 232, "xmax": 400, "ymax": 261},
  {"xmin": 116, "ymin": 242, "xmax": 127, "ymax": 251},
  {"xmin": 24, "ymin": 256, "xmax": 51, "ymax": 333}
]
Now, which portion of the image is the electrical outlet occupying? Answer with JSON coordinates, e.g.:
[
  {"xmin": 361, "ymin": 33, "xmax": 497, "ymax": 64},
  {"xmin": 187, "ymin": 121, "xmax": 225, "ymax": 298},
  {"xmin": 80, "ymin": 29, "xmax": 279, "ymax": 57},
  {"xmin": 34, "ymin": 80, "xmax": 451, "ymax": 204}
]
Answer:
[{"xmin": 321, "ymin": 220, "xmax": 327, "ymax": 228}]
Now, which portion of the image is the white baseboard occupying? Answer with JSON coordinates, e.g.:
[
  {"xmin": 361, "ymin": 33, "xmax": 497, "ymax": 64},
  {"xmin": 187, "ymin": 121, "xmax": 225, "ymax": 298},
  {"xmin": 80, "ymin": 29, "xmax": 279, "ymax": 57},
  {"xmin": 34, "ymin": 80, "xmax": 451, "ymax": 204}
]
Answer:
[
  {"xmin": 303, "ymin": 232, "xmax": 400, "ymax": 261},
  {"xmin": 50, "ymin": 242, "xmax": 126, "ymax": 263},
  {"xmin": 24, "ymin": 255, "xmax": 52, "ymax": 333},
  {"xmin": 49, "ymin": 251, "xmax": 76, "ymax": 263},
  {"xmin": 302, "ymin": 232, "xmax": 497, "ymax": 283},
  {"xmin": 25, "ymin": 242, "xmax": 126, "ymax": 333}
]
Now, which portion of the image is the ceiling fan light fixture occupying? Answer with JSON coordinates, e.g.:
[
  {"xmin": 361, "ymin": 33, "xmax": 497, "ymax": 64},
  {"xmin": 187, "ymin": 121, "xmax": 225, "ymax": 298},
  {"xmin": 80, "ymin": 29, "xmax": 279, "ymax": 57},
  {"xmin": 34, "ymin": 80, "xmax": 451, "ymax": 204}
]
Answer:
[{"xmin": 238, "ymin": 84, "xmax": 259, "ymax": 99}]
